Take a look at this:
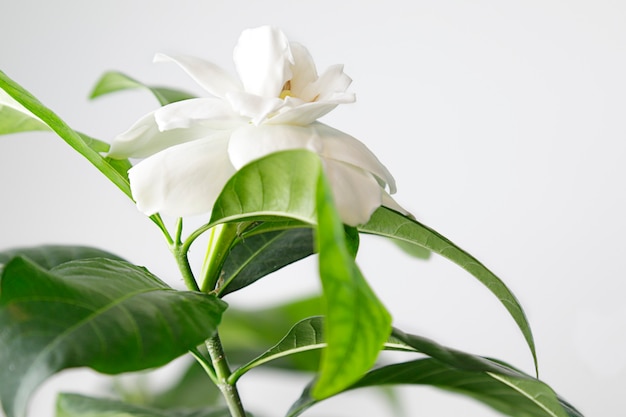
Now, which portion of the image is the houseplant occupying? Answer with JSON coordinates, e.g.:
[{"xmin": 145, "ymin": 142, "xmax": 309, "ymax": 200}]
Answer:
[{"xmin": 0, "ymin": 26, "xmax": 583, "ymax": 417}]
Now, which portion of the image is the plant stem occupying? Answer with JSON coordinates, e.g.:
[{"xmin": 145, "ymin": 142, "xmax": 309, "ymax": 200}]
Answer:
[
  {"xmin": 206, "ymin": 333, "xmax": 247, "ymax": 417},
  {"xmin": 172, "ymin": 219, "xmax": 246, "ymax": 416}
]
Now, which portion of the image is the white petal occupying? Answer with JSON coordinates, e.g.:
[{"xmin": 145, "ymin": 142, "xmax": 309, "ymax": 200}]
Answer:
[
  {"xmin": 154, "ymin": 53, "xmax": 242, "ymax": 98},
  {"xmin": 154, "ymin": 97, "xmax": 244, "ymax": 131},
  {"xmin": 226, "ymin": 91, "xmax": 284, "ymax": 125},
  {"xmin": 228, "ymin": 122, "xmax": 396, "ymax": 193},
  {"xmin": 300, "ymin": 64, "xmax": 353, "ymax": 102},
  {"xmin": 288, "ymin": 42, "xmax": 318, "ymax": 98},
  {"xmin": 107, "ymin": 110, "xmax": 214, "ymax": 159},
  {"xmin": 128, "ymin": 132, "xmax": 236, "ymax": 217},
  {"xmin": 228, "ymin": 123, "xmax": 323, "ymax": 169},
  {"xmin": 234, "ymin": 26, "xmax": 293, "ymax": 97},
  {"xmin": 381, "ymin": 192, "xmax": 413, "ymax": 218},
  {"xmin": 321, "ymin": 159, "xmax": 383, "ymax": 226},
  {"xmin": 311, "ymin": 123, "xmax": 397, "ymax": 193},
  {"xmin": 267, "ymin": 93, "xmax": 355, "ymax": 125}
]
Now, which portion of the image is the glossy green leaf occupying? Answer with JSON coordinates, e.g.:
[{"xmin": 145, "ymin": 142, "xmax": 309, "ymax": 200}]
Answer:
[
  {"xmin": 56, "ymin": 393, "xmax": 233, "ymax": 417},
  {"xmin": 0, "ymin": 245, "xmax": 124, "ymax": 274},
  {"xmin": 0, "ymin": 257, "xmax": 226, "ymax": 417},
  {"xmin": 90, "ymin": 71, "xmax": 196, "ymax": 106},
  {"xmin": 313, "ymin": 173, "xmax": 392, "ymax": 399},
  {"xmin": 360, "ymin": 207, "xmax": 538, "ymax": 372},
  {"xmin": 208, "ymin": 150, "xmax": 391, "ymax": 398},
  {"xmin": 219, "ymin": 228, "xmax": 315, "ymax": 296},
  {"xmin": 0, "ymin": 70, "xmax": 132, "ymax": 198},
  {"xmin": 209, "ymin": 150, "xmax": 320, "ymax": 226}
]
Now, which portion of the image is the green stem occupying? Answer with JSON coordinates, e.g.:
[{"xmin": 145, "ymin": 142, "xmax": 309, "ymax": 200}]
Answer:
[
  {"xmin": 206, "ymin": 334, "xmax": 246, "ymax": 417},
  {"xmin": 200, "ymin": 223, "xmax": 239, "ymax": 293},
  {"xmin": 171, "ymin": 218, "xmax": 200, "ymax": 292}
]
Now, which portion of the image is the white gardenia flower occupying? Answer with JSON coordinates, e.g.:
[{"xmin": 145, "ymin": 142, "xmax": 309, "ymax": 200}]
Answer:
[{"xmin": 108, "ymin": 25, "xmax": 407, "ymax": 226}]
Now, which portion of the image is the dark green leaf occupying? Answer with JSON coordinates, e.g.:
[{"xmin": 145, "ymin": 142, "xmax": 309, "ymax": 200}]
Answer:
[
  {"xmin": 0, "ymin": 245, "xmax": 124, "ymax": 273},
  {"xmin": 90, "ymin": 71, "xmax": 196, "ymax": 106},
  {"xmin": 360, "ymin": 207, "xmax": 538, "ymax": 372},
  {"xmin": 219, "ymin": 228, "xmax": 315, "ymax": 296},
  {"xmin": 313, "ymin": 173, "xmax": 391, "ymax": 399},
  {"xmin": 287, "ymin": 326, "xmax": 583, "ymax": 417},
  {"xmin": 0, "ymin": 70, "xmax": 132, "ymax": 198},
  {"xmin": 56, "ymin": 393, "xmax": 233, "ymax": 417},
  {"xmin": 288, "ymin": 359, "xmax": 578, "ymax": 417},
  {"xmin": 0, "ymin": 257, "xmax": 226, "ymax": 417}
]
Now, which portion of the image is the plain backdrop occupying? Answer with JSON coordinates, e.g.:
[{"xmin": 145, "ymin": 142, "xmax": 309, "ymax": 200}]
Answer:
[{"xmin": 1, "ymin": 1, "xmax": 624, "ymax": 416}]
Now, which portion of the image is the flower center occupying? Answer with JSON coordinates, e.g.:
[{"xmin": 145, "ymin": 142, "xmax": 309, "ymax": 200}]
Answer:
[{"xmin": 279, "ymin": 80, "xmax": 292, "ymax": 99}]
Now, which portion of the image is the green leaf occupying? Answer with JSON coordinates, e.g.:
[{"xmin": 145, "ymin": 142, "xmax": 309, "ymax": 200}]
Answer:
[
  {"xmin": 90, "ymin": 71, "xmax": 196, "ymax": 106},
  {"xmin": 56, "ymin": 393, "xmax": 233, "ymax": 417},
  {"xmin": 0, "ymin": 94, "xmax": 49, "ymax": 134},
  {"xmin": 288, "ymin": 359, "xmax": 579, "ymax": 417},
  {"xmin": 360, "ymin": 207, "xmax": 538, "ymax": 372},
  {"xmin": 220, "ymin": 222, "xmax": 359, "ymax": 296},
  {"xmin": 0, "ymin": 257, "xmax": 227, "ymax": 417},
  {"xmin": 312, "ymin": 172, "xmax": 392, "ymax": 399},
  {"xmin": 0, "ymin": 70, "xmax": 132, "ymax": 199},
  {"xmin": 219, "ymin": 297, "xmax": 323, "ymax": 371},
  {"xmin": 231, "ymin": 316, "xmax": 326, "ymax": 381},
  {"xmin": 0, "ymin": 245, "xmax": 124, "ymax": 274},
  {"xmin": 287, "ymin": 326, "xmax": 583, "ymax": 417},
  {"xmin": 219, "ymin": 227, "xmax": 315, "ymax": 296}
]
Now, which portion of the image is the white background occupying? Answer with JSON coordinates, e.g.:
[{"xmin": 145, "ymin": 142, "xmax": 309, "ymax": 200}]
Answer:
[{"xmin": 1, "ymin": 1, "xmax": 625, "ymax": 416}]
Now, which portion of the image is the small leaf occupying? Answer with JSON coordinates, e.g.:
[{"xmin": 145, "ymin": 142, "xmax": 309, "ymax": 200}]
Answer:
[
  {"xmin": 360, "ymin": 207, "xmax": 538, "ymax": 372},
  {"xmin": 231, "ymin": 317, "xmax": 326, "ymax": 381},
  {"xmin": 219, "ymin": 297, "xmax": 323, "ymax": 371},
  {"xmin": 56, "ymin": 393, "xmax": 233, "ymax": 417},
  {"xmin": 312, "ymin": 173, "xmax": 392, "ymax": 399},
  {"xmin": 0, "ymin": 70, "xmax": 132, "ymax": 198},
  {"xmin": 90, "ymin": 71, "xmax": 196, "ymax": 106},
  {"xmin": 0, "ymin": 257, "xmax": 226, "ymax": 417}
]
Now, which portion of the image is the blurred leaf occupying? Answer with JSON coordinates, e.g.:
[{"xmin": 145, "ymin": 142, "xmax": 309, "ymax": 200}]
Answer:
[
  {"xmin": 360, "ymin": 207, "xmax": 538, "ymax": 372},
  {"xmin": 0, "ymin": 70, "xmax": 132, "ymax": 198},
  {"xmin": 56, "ymin": 393, "xmax": 234, "ymax": 417},
  {"xmin": 0, "ymin": 90, "xmax": 49, "ymax": 134},
  {"xmin": 312, "ymin": 173, "xmax": 391, "ymax": 399},
  {"xmin": 111, "ymin": 358, "xmax": 221, "ymax": 409},
  {"xmin": 90, "ymin": 71, "xmax": 196, "ymax": 106},
  {"xmin": 392, "ymin": 239, "xmax": 431, "ymax": 259},
  {"xmin": 0, "ymin": 257, "xmax": 226, "ymax": 417}
]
